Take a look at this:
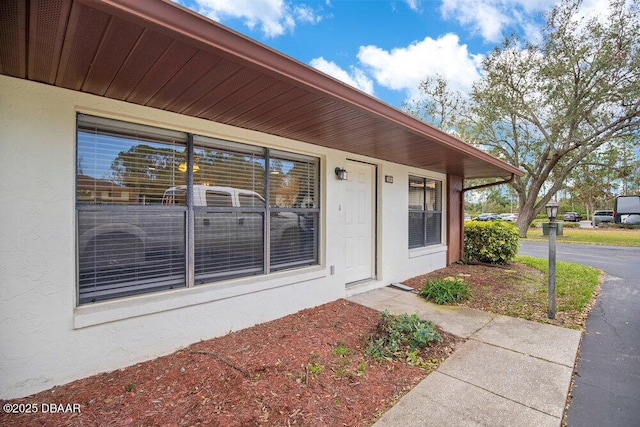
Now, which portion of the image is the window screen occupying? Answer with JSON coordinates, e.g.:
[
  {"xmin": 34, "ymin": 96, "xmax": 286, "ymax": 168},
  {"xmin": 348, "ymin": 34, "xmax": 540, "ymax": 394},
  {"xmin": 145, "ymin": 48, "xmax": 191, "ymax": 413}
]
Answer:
[{"xmin": 408, "ymin": 176, "xmax": 442, "ymax": 248}]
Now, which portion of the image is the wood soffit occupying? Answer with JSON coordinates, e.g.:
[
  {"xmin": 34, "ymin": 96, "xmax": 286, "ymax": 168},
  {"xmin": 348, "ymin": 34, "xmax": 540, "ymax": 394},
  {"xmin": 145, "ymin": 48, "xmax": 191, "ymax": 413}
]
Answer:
[{"xmin": 1, "ymin": 0, "xmax": 523, "ymax": 179}]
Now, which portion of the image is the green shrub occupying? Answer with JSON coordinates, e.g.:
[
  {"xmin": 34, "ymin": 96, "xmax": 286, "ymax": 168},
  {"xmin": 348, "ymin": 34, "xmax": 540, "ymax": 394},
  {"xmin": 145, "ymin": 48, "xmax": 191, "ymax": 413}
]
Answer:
[
  {"xmin": 420, "ymin": 278, "xmax": 471, "ymax": 304},
  {"xmin": 613, "ymin": 223, "xmax": 640, "ymax": 230},
  {"xmin": 366, "ymin": 311, "xmax": 442, "ymax": 361},
  {"xmin": 560, "ymin": 221, "xmax": 580, "ymax": 228},
  {"xmin": 464, "ymin": 221, "xmax": 519, "ymax": 264}
]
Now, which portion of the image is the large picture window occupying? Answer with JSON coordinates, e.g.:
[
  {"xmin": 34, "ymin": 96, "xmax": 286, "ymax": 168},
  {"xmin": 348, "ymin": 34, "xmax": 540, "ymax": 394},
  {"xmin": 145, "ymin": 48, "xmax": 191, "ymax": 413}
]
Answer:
[
  {"xmin": 408, "ymin": 176, "xmax": 442, "ymax": 249},
  {"xmin": 76, "ymin": 115, "xmax": 319, "ymax": 304}
]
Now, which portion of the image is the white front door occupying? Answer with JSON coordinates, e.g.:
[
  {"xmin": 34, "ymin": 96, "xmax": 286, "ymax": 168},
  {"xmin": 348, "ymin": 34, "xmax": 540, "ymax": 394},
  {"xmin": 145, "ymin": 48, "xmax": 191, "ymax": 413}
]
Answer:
[{"xmin": 344, "ymin": 161, "xmax": 375, "ymax": 284}]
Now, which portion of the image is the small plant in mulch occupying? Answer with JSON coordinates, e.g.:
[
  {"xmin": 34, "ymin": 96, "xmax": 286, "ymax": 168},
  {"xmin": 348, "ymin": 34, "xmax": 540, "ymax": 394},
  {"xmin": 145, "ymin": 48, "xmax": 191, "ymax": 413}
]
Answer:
[
  {"xmin": 333, "ymin": 340, "xmax": 351, "ymax": 356},
  {"xmin": 365, "ymin": 310, "xmax": 442, "ymax": 367},
  {"xmin": 420, "ymin": 277, "xmax": 471, "ymax": 305},
  {"xmin": 306, "ymin": 362, "xmax": 324, "ymax": 378}
]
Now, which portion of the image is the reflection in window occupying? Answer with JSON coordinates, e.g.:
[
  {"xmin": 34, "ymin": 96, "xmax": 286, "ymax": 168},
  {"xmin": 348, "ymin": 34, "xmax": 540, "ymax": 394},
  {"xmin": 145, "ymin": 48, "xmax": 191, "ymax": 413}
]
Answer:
[
  {"xmin": 77, "ymin": 117, "xmax": 186, "ymax": 205},
  {"xmin": 239, "ymin": 194, "xmax": 265, "ymax": 207},
  {"xmin": 192, "ymin": 137, "xmax": 265, "ymax": 197},
  {"xmin": 76, "ymin": 115, "xmax": 320, "ymax": 304},
  {"xmin": 269, "ymin": 151, "xmax": 318, "ymax": 270},
  {"xmin": 162, "ymin": 188, "xmax": 187, "ymax": 205},
  {"xmin": 206, "ymin": 191, "xmax": 233, "ymax": 207},
  {"xmin": 408, "ymin": 176, "xmax": 442, "ymax": 249},
  {"xmin": 193, "ymin": 210, "xmax": 264, "ymax": 282},
  {"xmin": 76, "ymin": 115, "xmax": 187, "ymax": 303}
]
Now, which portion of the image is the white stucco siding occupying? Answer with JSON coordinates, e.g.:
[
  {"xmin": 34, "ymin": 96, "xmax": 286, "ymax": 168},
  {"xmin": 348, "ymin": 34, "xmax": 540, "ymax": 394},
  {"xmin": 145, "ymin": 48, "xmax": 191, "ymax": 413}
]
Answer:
[
  {"xmin": 378, "ymin": 167, "xmax": 448, "ymax": 282},
  {"xmin": 0, "ymin": 75, "xmax": 448, "ymax": 399}
]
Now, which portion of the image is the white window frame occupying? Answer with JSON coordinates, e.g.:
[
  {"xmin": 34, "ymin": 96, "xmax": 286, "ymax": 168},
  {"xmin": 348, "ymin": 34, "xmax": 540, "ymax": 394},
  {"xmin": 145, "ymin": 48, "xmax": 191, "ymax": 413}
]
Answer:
[{"xmin": 408, "ymin": 175, "xmax": 443, "ymax": 249}]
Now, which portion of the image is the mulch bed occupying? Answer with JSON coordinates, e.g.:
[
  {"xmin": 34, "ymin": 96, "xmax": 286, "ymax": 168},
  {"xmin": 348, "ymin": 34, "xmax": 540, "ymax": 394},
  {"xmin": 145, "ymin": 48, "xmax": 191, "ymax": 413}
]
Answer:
[{"xmin": 1, "ymin": 299, "xmax": 461, "ymax": 427}]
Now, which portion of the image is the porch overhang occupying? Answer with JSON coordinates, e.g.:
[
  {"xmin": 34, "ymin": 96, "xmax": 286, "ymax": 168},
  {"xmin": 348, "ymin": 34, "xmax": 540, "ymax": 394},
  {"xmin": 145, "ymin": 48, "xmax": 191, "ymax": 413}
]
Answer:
[{"xmin": 1, "ymin": 0, "xmax": 523, "ymax": 180}]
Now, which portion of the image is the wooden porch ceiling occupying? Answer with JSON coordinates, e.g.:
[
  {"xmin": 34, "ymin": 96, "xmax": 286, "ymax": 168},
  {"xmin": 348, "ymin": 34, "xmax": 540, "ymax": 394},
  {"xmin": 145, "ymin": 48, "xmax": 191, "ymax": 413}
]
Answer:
[{"xmin": 0, "ymin": 0, "xmax": 523, "ymax": 179}]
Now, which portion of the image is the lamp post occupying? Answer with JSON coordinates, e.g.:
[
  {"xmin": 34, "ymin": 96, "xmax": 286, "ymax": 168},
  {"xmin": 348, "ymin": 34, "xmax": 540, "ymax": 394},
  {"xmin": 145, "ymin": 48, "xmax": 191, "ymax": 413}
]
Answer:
[{"xmin": 546, "ymin": 201, "xmax": 559, "ymax": 319}]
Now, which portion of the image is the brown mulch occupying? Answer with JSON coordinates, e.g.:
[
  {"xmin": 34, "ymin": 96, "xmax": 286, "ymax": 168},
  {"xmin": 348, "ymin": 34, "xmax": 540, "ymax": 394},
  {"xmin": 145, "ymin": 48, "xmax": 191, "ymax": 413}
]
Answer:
[
  {"xmin": 0, "ymin": 299, "xmax": 462, "ymax": 427},
  {"xmin": 404, "ymin": 262, "xmax": 545, "ymax": 309}
]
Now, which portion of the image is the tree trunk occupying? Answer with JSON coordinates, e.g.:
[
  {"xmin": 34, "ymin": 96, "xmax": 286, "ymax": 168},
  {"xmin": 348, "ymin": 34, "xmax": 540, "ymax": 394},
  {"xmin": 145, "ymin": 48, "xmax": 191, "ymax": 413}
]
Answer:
[
  {"xmin": 516, "ymin": 208, "xmax": 535, "ymax": 237},
  {"xmin": 515, "ymin": 187, "xmax": 543, "ymax": 238}
]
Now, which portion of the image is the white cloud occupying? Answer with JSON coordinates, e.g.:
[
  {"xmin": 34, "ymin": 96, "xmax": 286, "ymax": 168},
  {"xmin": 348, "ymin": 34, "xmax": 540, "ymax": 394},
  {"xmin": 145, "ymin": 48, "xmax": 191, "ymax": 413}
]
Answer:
[
  {"xmin": 573, "ymin": 0, "xmax": 616, "ymax": 25},
  {"xmin": 187, "ymin": 0, "xmax": 322, "ymax": 37},
  {"xmin": 294, "ymin": 4, "xmax": 322, "ymax": 24},
  {"xmin": 439, "ymin": 0, "xmax": 613, "ymax": 44},
  {"xmin": 440, "ymin": 0, "xmax": 519, "ymax": 43},
  {"xmin": 309, "ymin": 57, "xmax": 375, "ymax": 95},
  {"xmin": 357, "ymin": 34, "xmax": 483, "ymax": 99},
  {"xmin": 404, "ymin": 0, "xmax": 422, "ymax": 12}
]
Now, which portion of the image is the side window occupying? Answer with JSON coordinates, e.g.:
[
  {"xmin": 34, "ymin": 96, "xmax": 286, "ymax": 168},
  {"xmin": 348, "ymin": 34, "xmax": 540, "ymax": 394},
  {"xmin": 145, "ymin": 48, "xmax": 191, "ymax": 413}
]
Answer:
[
  {"xmin": 206, "ymin": 191, "xmax": 232, "ymax": 207},
  {"xmin": 408, "ymin": 176, "xmax": 442, "ymax": 248}
]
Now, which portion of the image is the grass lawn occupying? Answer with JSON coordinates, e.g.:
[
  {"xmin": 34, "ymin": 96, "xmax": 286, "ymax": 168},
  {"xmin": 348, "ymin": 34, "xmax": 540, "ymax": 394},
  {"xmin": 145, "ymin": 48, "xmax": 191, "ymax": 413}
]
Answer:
[
  {"xmin": 526, "ymin": 226, "xmax": 640, "ymax": 247},
  {"xmin": 516, "ymin": 255, "xmax": 602, "ymax": 315}
]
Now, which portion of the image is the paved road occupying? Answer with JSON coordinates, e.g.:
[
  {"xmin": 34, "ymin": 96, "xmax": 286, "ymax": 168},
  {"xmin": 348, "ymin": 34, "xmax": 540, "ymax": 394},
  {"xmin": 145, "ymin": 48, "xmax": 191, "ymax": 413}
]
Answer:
[{"xmin": 519, "ymin": 241, "xmax": 640, "ymax": 427}]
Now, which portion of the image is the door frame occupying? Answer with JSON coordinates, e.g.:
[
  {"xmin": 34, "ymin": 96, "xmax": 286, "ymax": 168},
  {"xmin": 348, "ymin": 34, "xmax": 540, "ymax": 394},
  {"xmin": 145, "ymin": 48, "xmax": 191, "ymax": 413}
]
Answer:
[{"xmin": 344, "ymin": 159, "xmax": 378, "ymax": 286}]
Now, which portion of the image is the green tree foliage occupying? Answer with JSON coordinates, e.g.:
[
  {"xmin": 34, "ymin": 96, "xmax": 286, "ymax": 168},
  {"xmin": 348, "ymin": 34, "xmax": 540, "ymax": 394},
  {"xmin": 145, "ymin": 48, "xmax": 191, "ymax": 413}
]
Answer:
[
  {"xmin": 195, "ymin": 149, "xmax": 265, "ymax": 192},
  {"xmin": 109, "ymin": 144, "xmax": 185, "ymax": 201},
  {"xmin": 405, "ymin": 0, "xmax": 640, "ymax": 236},
  {"xmin": 464, "ymin": 221, "xmax": 520, "ymax": 264}
]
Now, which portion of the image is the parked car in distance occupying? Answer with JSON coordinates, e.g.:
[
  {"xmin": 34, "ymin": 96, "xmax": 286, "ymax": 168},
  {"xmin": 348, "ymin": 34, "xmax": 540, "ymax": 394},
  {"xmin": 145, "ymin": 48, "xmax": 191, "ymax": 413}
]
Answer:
[
  {"xmin": 592, "ymin": 210, "xmax": 613, "ymax": 227},
  {"xmin": 473, "ymin": 213, "xmax": 501, "ymax": 221},
  {"xmin": 499, "ymin": 213, "xmax": 518, "ymax": 222},
  {"xmin": 614, "ymin": 195, "xmax": 640, "ymax": 225},
  {"xmin": 563, "ymin": 212, "xmax": 582, "ymax": 222},
  {"xmin": 464, "ymin": 213, "xmax": 472, "ymax": 221}
]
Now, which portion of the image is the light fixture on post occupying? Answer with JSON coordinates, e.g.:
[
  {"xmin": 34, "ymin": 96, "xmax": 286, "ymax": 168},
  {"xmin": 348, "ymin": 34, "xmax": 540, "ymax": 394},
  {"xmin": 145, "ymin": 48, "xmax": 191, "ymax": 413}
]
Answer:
[
  {"xmin": 545, "ymin": 201, "xmax": 558, "ymax": 221},
  {"xmin": 546, "ymin": 200, "xmax": 558, "ymax": 319},
  {"xmin": 334, "ymin": 167, "xmax": 348, "ymax": 181}
]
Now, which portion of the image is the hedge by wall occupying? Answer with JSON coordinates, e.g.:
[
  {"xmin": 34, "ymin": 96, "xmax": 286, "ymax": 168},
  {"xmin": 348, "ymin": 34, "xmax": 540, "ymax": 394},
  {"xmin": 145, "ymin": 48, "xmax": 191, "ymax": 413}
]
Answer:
[{"xmin": 464, "ymin": 221, "xmax": 520, "ymax": 265}]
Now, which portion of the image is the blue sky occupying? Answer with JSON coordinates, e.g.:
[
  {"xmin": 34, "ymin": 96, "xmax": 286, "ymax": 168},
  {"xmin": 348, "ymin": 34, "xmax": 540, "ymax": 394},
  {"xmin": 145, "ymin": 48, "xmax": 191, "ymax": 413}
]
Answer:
[{"xmin": 175, "ymin": 0, "xmax": 611, "ymax": 109}]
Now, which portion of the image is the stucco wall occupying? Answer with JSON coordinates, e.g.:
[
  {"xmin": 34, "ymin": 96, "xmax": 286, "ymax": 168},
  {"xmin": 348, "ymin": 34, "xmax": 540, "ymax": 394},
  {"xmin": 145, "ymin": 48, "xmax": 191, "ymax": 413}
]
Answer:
[{"xmin": 0, "ymin": 75, "xmax": 447, "ymax": 398}]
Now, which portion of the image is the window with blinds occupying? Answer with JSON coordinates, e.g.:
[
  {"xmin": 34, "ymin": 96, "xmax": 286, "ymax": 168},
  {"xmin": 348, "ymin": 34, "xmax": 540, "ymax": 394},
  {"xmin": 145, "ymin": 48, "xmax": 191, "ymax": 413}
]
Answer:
[
  {"xmin": 269, "ymin": 150, "xmax": 319, "ymax": 271},
  {"xmin": 408, "ymin": 176, "xmax": 442, "ymax": 249},
  {"xmin": 76, "ymin": 115, "xmax": 188, "ymax": 304},
  {"xmin": 191, "ymin": 136, "xmax": 266, "ymax": 283},
  {"xmin": 76, "ymin": 114, "xmax": 320, "ymax": 304}
]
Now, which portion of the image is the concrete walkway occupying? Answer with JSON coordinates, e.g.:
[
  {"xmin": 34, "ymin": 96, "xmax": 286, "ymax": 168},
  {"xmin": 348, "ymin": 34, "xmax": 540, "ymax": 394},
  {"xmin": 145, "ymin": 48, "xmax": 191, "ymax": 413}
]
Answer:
[{"xmin": 348, "ymin": 287, "xmax": 582, "ymax": 427}]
